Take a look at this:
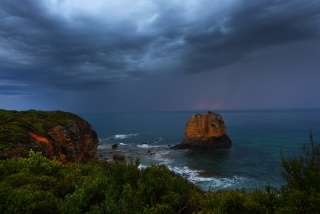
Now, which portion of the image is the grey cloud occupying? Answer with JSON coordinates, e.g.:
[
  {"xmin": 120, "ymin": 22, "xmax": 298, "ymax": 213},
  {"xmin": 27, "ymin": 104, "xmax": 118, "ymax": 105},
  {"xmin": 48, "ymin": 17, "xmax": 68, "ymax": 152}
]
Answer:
[
  {"xmin": 0, "ymin": 0, "xmax": 319, "ymax": 96},
  {"xmin": 180, "ymin": 0, "xmax": 320, "ymax": 73},
  {"xmin": 0, "ymin": 1, "xmax": 152, "ymax": 93}
]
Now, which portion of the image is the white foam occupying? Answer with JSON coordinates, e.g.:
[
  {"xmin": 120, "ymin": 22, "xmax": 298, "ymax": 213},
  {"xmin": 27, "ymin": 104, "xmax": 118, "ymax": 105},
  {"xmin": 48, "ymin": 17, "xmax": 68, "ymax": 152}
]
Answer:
[
  {"xmin": 136, "ymin": 144, "xmax": 160, "ymax": 148},
  {"xmin": 152, "ymin": 150, "xmax": 173, "ymax": 163},
  {"xmin": 120, "ymin": 143, "xmax": 127, "ymax": 145},
  {"xmin": 204, "ymin": 176, "xmax": 249, "ymax": 189},
  {"xmin": 97, "ymin": 145, "xmax": 110, "ymax": 149},
  {"xmin": 168, "ymin": 165, "xmax": 204, "ymax": 182},
  {"xmin": 114, "ymin": 134, "xmax": 138, "ymax": 139},
  {"xmin": 137, "ymin": 144, "xmax": 149, "ymax": 148},
  {"xmin": 167, "ymin": 165, "xmax": 250, "ymax": 190}
]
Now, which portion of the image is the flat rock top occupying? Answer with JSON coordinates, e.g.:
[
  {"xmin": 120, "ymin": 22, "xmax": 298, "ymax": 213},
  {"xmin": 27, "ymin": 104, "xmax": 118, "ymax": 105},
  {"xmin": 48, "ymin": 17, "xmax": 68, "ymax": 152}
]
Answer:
[{"xmin": 184, "ymin": 111, "xmax": 226, "ymax": 139}]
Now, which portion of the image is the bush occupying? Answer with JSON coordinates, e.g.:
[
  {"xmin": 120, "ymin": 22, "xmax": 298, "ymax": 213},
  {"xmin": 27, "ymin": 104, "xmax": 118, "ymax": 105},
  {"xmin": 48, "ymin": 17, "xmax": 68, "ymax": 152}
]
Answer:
[
  {"xmin": 0, "ymin": 151, "xmax": 200, "ymax": 214},
  {"xmin": 1, "ymin": 132, "xmax": 320, "ymax": 213},
  {"xmin": 194, "ymin": 188, "xmax": 281, "ymax": 214},
  {"xmin": 277, "ymin": 130, "xmax": 320, "ymax": 213}
]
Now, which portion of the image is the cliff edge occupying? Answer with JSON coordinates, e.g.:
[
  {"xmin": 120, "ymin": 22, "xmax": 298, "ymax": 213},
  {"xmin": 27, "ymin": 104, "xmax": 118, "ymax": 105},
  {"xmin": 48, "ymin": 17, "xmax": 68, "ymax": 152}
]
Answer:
[
  {"xmin": 0, "ymin": 109, "xmax": 99, "ymax": 163},
  {"xmin": 172, "ymin": 111, "xmax": 232, "ymax": 149}
]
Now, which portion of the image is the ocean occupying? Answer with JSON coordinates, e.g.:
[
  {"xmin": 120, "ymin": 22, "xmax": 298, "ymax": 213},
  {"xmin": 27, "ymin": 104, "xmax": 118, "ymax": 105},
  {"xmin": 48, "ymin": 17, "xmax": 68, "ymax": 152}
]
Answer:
[{"xmin": 80, "ymin": 109, "xmax": 320, "ymax": 192}]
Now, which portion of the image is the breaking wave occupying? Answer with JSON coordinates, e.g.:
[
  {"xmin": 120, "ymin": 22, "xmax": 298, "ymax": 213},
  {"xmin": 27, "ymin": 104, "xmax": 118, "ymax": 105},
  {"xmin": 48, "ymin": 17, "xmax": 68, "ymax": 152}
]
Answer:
[
  {"xmin": 167, "ymin": 165, "xmax": 251, "ymax": 190},
  {"xmin": 168, "ymin": 165, "xmax": 205, "ymax": 182},
  {"xmin": 97, "ymin": 144, "xmax": 110, "ymax": 149},
  {"xmin": 136, "ymin": 144, "xmax": 160, "ymax": 148},
  {"xmin": 98, "ymin": 137, "xmax": 110, "ymax": 142},
  {"xmin": 113, "ymin": 134, "xmax": 138, "ymax": 139},
  {"xmin": 202, "ymin": 176, "xmax": 251, "ymax": 190}
]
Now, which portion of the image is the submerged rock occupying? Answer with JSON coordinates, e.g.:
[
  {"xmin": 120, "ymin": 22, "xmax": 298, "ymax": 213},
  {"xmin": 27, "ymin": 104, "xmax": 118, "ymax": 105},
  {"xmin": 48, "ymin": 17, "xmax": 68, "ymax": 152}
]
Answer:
[
  {"xmin": 172, "ymin": 111, "xmax": 231, "ymax": 150},
  {"xmin": 113, "ymin": 154, "xmax": 125, "ymax": 161}
]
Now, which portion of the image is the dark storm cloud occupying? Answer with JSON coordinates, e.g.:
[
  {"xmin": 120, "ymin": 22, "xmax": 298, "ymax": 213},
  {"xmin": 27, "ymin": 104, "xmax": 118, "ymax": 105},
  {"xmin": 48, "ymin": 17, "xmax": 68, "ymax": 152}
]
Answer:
[
  {"xmin": 0, "ymin": 0, "xmax": 319, "ymax": 95},
  {"xmin": 0, "ymin": 0, "xmax": 153, "ymax": 94},
  {"xmin": 180, "ymin": 0, "xmax": 320, "ymax": 73}
]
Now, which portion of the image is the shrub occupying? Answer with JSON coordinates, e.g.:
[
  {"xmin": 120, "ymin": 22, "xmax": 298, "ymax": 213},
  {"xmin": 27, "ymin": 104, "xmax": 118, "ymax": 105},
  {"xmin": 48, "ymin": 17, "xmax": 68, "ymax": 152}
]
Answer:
[
  {"xmin": 0, "ymin": 151, "xmax": 200, "ymax": 214},
  {"xmin": 277, "ymin": 130, "xmax": 320, "ymax": 213},
  {"xmin": 1, "ymin": 132, "xmax": 320, "ymax": 213}
]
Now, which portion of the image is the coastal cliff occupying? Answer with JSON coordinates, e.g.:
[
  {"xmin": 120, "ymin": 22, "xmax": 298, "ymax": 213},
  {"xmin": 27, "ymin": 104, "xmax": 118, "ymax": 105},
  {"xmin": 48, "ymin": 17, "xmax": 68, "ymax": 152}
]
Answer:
[
  {"xmin": 0, "ymin": 109, "xmax": 99, "ymax": 163},
  {"xmin": 172, "ymin": 111, "xmax": 231, "ymax": 149}
]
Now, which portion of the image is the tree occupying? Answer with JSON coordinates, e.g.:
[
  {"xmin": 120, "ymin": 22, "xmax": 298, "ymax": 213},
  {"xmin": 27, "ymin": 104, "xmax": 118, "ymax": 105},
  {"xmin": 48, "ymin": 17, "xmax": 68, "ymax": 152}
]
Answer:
[{"xmin": 279, "ymin": 130, "xmax": 320, "ymax": 213}]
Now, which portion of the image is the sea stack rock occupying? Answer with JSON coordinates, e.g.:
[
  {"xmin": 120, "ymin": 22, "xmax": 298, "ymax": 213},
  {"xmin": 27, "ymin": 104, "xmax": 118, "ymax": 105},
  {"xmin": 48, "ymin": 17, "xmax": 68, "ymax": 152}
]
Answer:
[{"xmin": 172, "ymin": 111, "xmax": 231, "ymax": 149}]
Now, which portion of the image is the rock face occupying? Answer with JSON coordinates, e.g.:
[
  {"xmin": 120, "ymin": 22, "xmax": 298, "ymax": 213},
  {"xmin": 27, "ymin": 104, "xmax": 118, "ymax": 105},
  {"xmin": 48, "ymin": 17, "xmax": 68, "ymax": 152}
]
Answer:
[
  {"xmin": 172, "ymin": 111, "xmax": 231, "ymax": 149},
  {"xmin": 0, "ymin": 110, "xmax": 99, "ymax": 163},
  {"xmin": 45, "ymin": 120, "xmax": 99, "ymax": 163}
]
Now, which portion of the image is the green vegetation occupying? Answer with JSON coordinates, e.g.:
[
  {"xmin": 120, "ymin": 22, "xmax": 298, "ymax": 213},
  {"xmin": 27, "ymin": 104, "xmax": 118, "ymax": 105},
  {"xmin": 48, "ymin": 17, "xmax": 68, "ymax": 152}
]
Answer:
[
  {"xmin": 0, "ymin": 109, "xmax": 85, "ymax": 159},
  {"xmin": 0, "ymin": 151, "xmax": 199, "ymax": 213},
  {"xmin": 0, "ymin": 111, "xmax": 319, "ymax": 214},
  {"xmin": 1, "ymin": 134, "xmax": 320, "ymax": 214}
]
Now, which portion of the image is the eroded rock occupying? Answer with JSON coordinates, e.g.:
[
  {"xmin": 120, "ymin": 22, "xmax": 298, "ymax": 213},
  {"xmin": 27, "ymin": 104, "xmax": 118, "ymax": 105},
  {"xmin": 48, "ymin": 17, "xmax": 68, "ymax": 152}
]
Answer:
[
  {"xmin": 172, "ymin": 111, "xmax": 231, "ymax": 149},
  {"xmin": 46, "ymin": 120, "xmax": 99, "ymax": 163},
  {"xmin": 0, "ymin": 110, "xmax": 99, "ymax": 163}
]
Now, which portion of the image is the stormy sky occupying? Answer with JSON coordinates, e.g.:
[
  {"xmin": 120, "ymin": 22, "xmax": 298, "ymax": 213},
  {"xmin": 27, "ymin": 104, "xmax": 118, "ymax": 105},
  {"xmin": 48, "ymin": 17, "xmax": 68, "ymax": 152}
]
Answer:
[{"xmin": 1, "ymin": 0, "xmax": 320, "ymax": 112}]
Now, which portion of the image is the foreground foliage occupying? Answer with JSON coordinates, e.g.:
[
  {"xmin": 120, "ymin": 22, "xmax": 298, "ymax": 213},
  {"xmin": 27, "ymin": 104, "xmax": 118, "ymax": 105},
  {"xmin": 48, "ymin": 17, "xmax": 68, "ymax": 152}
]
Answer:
[
  {"xmin": 0, "ymin": 134, "xmax": 319, "ymax": 213},
  {"xmin": 0, "ymin": 151, "xmax": 199, "ymax": 214}
]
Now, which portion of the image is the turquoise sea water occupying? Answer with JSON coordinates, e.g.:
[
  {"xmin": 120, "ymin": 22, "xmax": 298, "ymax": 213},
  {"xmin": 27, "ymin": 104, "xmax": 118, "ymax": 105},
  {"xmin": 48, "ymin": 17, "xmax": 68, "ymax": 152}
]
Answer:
[{"xmin": 80, "ymin": 109, "xmax": 320, "ymax": 191}]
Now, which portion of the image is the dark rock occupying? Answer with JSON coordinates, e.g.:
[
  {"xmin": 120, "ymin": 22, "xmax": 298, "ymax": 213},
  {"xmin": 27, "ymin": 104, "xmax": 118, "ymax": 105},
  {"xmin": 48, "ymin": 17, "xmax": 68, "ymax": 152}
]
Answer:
[
  {"xmin": 113, "ymin": 154, "xmax": 125, "ymax": 161},
  {"xmin": 112, "ymin": 143, "xmax": 118, "ymax": 149},
  {"xmin": 171, "ymin": 135, "xmax": 232, "ymax": 150},
  {"xmin": 142, "ymin": 141, "xmax": 152, "ymax": 145}
]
